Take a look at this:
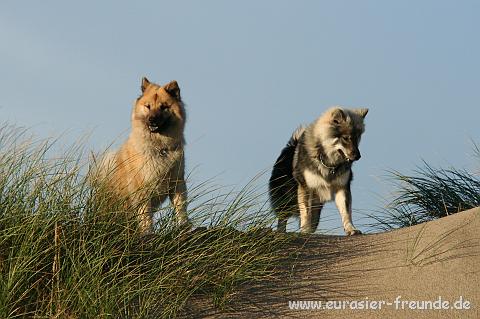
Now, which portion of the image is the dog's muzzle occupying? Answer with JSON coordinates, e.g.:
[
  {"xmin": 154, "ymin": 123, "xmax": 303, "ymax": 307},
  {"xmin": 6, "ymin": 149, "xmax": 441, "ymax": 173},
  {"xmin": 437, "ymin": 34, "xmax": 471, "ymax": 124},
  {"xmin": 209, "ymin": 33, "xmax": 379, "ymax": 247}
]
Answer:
[
  {"xmin": 350, "ymin": 151, "xmax": 361, "ymax": 161},
  {"xmin": 339, "ymin": 149, "xmax": 361, "ymax": 162},
  {"xmin": 147, "ymin": 113, "xmax": 170, "ymax": 133}
]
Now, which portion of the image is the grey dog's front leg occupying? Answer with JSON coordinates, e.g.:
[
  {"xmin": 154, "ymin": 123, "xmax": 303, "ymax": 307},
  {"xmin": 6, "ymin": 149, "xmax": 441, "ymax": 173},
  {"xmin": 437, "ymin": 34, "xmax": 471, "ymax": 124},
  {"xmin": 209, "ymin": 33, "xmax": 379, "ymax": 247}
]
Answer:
[
  {"xmin": 310, "ymin": 200, "xmax": 324, "ymax": 233},
  {"xmin": 298, "ymin": 185, "xmax": 314, "ymax": 233},
  {"xmin": 335, "ymin": 187, "xmax": 361, "ymax": 235}
]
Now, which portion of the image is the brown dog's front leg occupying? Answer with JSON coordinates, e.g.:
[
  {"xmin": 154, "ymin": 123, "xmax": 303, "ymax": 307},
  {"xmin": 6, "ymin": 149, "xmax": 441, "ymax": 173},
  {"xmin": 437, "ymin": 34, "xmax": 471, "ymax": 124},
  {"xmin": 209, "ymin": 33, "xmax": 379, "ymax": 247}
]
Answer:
[
  {"xmin": 169, "ymin": 179, "xmax": 191, "ymax": 228},
  {"xmin": 138, "ymin": 202, "xmax": 154, "ymax": 234}
]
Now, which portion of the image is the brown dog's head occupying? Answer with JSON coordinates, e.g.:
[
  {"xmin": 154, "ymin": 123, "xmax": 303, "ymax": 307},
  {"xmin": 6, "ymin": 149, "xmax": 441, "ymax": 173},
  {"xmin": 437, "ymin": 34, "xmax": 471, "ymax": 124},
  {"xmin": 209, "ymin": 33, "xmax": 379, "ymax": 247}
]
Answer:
[{"xmin": 132, "ymin": 77, "xmax": 186, "ymax": 136}]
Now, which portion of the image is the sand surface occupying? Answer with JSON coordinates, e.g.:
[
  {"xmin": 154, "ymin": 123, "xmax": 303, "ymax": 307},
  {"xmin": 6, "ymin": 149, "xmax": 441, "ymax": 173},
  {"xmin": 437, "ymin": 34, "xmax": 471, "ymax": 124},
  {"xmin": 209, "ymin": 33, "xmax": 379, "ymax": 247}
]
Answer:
[{"xmin": 186, "ymin": 207, "xmax": 480, "ymax": 318}]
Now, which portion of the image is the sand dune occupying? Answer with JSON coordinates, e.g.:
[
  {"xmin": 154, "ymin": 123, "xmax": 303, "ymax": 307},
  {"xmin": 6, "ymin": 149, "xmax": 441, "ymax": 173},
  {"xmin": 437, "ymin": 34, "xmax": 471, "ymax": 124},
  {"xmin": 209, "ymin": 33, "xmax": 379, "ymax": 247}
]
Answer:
[{"xmin": 187, "ymin": 207, "xmax": 479, "ymax": 318}]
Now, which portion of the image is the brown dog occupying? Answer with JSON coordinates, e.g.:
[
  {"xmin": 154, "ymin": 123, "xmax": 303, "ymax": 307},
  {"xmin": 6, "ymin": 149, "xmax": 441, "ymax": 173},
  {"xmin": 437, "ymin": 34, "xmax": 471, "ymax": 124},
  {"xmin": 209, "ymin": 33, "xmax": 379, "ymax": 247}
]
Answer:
[{"xmin": 97, "ymin": 77, "xmax": 190, "ymax": 233}]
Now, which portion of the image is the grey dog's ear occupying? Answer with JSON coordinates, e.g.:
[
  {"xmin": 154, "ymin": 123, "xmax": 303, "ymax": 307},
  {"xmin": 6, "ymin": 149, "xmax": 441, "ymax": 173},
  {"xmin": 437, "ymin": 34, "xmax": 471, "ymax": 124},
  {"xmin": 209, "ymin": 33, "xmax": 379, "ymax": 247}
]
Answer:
[
  {"xmin": 164, "ymin": 80, "xmax": 181, "ymax": 100},
  {"xmin": 355, "ymin": 108, "xmax": 369, "ymax": 118},
  {"xmin": 141, "ymin": 77, "xmax": 150, "ymax": 93},
  {"xmin": 330, "ymin": 108, "xmax": 346, "ymax": 124}
]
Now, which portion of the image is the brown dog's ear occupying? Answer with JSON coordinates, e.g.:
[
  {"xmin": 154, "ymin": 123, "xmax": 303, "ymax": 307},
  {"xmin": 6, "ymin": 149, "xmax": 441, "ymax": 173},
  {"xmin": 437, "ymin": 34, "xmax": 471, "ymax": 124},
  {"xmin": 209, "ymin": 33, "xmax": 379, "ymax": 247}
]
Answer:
[
  {"xmin": 141, "ymin": 77, "xmax": 151, "ymax": 93},
  {"xmin": 331, "ymin": 108, "xmax": 346, "ymax": 125},
  {"xmin": 164, "ymin": 80, "xmax": 181, "ymax": 100},
  {"xmin": 355, "ymin": 108, "xmax": 369, "ymax": 118}
]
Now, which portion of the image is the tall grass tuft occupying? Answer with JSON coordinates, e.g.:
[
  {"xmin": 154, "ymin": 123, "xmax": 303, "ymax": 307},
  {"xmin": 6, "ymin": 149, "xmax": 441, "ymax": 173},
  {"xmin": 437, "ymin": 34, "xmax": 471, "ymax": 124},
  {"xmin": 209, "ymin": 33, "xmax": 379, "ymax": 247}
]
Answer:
[
  {"xmin": 0, "ymin": 125, "xmax": 288, "ymax": 318},
  {"xmin": 370, "ymin": 154, "xmax": 480, "ymax": 231}
]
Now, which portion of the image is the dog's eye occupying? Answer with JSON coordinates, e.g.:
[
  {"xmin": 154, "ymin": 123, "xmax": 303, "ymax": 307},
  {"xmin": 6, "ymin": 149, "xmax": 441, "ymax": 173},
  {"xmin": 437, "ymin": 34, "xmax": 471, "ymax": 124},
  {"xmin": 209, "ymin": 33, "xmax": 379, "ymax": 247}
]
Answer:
[
  {"xmin": 342, "ymin": 136, "xmax": 350, "ymax": 141},
  {"xmin": 144, "ymin": 104, "xmax": 151, "ymax": 110}
]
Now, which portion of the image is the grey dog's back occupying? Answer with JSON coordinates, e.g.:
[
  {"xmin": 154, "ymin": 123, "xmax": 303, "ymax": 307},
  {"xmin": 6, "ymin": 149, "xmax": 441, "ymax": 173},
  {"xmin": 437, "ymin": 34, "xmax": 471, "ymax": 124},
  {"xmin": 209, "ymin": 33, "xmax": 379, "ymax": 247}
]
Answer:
[{"xmin": 268, "ymin": 127, "xmax": 305, "ymax": 214}]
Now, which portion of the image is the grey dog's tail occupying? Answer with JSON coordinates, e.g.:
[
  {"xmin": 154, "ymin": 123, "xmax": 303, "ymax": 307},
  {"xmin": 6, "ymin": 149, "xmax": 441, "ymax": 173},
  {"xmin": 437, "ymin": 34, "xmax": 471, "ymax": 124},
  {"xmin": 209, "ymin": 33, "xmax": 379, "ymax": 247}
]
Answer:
[{"xmin": 269, "ymin": 126, "xmax": 305, "ymax": 214}]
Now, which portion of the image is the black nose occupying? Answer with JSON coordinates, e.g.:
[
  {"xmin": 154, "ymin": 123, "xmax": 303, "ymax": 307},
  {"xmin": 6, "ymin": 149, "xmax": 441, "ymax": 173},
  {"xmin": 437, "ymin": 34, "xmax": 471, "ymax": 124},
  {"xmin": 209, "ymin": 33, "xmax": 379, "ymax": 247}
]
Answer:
[
  {"xmin": 148, "ymin": 117, "xmax": 161, "ymax": 128},
  {"xmin": 354, "ymin": 152, "xmax": 361, "ymax": 161}
]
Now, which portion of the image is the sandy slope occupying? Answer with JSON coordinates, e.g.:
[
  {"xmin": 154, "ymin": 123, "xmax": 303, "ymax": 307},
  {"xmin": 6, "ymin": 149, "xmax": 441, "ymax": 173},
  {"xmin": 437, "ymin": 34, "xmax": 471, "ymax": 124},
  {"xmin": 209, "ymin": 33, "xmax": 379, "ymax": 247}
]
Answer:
[{"xmin": 186, "ymin": 207, "xmax": 480, "ymax": 318}]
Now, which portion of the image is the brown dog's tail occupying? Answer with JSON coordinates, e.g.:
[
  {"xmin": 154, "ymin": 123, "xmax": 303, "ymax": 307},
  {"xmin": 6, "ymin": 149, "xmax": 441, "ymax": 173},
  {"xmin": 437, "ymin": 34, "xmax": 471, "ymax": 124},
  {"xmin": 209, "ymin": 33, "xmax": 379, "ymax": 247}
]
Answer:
[{"xmin": 269, "ymin": 126, "xmax": 305, "ymax": 215}]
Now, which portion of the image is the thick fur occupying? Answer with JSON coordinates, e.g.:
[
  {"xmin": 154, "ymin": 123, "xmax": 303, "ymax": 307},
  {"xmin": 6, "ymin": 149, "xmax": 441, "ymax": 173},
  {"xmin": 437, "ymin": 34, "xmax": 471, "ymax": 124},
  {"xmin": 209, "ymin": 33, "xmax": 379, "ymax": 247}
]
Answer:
[
  {"xmin": 269, "ymin": 107, "xmax": 368, "ymax": 235},
  {"xmin": 97, "ymin": 77, "xmax": 190, "ymax": 233}
]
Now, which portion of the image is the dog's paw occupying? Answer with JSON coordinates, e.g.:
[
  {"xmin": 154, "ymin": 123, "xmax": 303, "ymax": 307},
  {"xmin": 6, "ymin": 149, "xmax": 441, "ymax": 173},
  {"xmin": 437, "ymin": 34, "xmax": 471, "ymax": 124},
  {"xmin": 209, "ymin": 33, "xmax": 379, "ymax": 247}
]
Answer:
[
  {"xmin": 180, "ymin": 220, "xmax": 193, "ymax": 230},
  {"xmin": 189, "ymin": 226, "xmax": 208, "ymax": 234},
  {"xmin": 345, "ymin": 229, "xmax": 362, "ymax": 236}
]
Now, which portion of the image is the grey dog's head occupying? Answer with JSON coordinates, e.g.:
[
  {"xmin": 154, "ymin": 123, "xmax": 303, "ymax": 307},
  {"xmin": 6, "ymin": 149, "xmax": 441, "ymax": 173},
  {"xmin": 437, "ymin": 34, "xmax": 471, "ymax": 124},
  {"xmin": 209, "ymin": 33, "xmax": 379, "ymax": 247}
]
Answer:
[{"xmin": 313, "ymin": 107, "xmax": 368, "ymax": 164}]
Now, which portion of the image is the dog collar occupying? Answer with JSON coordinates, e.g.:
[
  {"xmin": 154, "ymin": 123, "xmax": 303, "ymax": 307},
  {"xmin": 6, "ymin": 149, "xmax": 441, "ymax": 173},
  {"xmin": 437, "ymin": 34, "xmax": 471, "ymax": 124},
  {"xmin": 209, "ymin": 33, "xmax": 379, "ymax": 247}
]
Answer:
[
  {"xmin": 319, "ymin": 156, "xmax": 350, "ymax": 175},
  {"xmin": 319, "ymin": 156, "xmax": 337, "ymax": 175},
  {"xmin": 158, "ymin": 143, "xmax": 182, "ymax": 157},
  {"xmin": 159, "ymin": 148, "xmax": 169, "ymax": 157}
]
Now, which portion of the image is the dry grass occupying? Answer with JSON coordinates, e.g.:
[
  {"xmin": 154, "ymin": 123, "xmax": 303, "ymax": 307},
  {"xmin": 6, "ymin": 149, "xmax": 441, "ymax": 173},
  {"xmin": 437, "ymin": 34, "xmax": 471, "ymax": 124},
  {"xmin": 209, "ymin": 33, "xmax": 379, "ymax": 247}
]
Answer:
[{"xmin": 0, "ymin": 125, "xmax": 288, "ymax": 318}]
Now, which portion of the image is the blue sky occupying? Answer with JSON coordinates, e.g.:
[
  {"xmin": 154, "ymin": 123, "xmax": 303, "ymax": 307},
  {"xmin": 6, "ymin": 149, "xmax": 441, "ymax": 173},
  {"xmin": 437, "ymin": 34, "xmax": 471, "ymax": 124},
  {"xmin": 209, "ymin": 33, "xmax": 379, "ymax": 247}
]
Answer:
[{"xmin": 1, "ymin": 1, "xmax": 479, "ymax": 233}]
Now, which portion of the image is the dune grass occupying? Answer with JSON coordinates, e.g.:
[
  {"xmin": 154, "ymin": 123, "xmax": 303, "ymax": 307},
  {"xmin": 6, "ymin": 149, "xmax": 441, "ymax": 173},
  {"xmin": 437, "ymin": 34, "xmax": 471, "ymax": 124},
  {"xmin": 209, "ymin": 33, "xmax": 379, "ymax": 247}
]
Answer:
[
  {"xmin": 370, "ymin": 148, "xmax": 480, "ymax": 230},
  {"xmin": 0, "ymin": 126, "xmax": 288, "ymax": 318}
]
